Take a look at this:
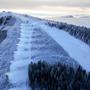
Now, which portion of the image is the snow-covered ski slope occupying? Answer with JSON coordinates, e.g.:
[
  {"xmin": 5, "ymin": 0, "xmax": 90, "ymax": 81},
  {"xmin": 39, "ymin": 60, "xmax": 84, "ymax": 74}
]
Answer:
[
  {"xmin": 7, "ymin": 23, "xmax": 33, "ymax": 90},
  {"xmin": 6, "ymin": 15, "xmax": 77, "ymax": 90},
  {"xmin": 3, "ymin": 12, "xmax": 90, "ymax": 90},
  {"xmin": 27, "ymin": 17, "xmax": 90, "ymax": 72}
]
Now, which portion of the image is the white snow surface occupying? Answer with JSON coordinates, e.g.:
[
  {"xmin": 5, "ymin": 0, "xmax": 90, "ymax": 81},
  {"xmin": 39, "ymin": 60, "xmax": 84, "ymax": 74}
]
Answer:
[
  {"xmin": 7, "ymin": 22, "xmax": 33, "ymax": 90},
  {"xmin": 5, "ymin": 13, "xmax": 90, "ymax": 90}
]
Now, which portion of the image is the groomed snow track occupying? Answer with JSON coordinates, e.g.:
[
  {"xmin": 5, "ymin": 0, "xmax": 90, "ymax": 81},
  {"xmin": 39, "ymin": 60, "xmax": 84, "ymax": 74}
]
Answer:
[{"xmin": 6, "ymin": 23, "xmax": 33, "ymax": 90}]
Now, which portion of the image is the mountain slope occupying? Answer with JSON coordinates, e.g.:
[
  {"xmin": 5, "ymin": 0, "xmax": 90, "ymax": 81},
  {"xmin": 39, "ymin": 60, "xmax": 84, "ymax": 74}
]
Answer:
[
  {"xmin": 0, "ymin": 12, "xmax": 90, "ymax": 90},
  {"xmin": 6, "ymin": 14, "xmax": 78, "ymax": 90}
]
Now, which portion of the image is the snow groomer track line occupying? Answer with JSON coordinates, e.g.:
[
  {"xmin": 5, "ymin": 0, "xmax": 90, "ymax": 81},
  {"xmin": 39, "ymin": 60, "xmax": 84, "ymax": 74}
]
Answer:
[{"xmin": 6, "ymin": 22, "xmax": 33, "ymax": 90}]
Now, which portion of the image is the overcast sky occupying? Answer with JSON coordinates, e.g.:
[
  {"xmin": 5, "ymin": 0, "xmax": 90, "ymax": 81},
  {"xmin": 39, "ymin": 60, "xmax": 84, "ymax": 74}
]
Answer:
[
  {"xmin": 0, "ymin": 0, "xmax": 90, "ymax": 8},
  {"xmin": 0, "ymin": 0, "xmax": 90, "ymax": 17}
]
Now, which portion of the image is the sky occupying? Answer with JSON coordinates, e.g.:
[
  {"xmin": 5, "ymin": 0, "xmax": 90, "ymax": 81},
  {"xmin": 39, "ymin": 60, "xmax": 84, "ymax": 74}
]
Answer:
[{"xmin": 0, "ymin": 0, "xmax": 90, "ymax": 17}]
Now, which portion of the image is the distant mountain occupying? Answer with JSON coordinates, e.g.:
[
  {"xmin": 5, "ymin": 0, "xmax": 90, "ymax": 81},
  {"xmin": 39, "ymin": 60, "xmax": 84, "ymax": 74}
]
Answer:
[
  {"xmin": 50, "ymin": 15, "xmax": 90, "ymax": 20},
  {"xmin": 62, "ymin": 15, "xmax": 90, "ymax": 18},
  {"xmin": 61, "ymin": 15, "xmax": 74, "ymax": 18}
]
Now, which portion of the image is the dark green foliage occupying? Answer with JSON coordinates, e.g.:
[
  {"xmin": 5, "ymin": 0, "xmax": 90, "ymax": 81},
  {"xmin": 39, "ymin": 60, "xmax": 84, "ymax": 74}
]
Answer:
[
  {"xmin": 71, "ymin": 66, "xmax": 87, "ymax": 90},
  {"xmin": 4, "ymin": 16, "xmax": 16, "ymax": 25},
  {"xmin": 0, "ymin": 16, "xmax": 16, "ymax": 26},
  {"xmin": 0, "ymin": 17, "xmax": 4, "ymax": 25},
  {"xmin": 87, "ymin": 73, "xmax": 90, "ymax": 90},
  {"xmin": 0, "ymin": 30, "xmax": 7, "ymax": 43},
  {"xmin": 47, "ymin": 21, "xmax": 90, "ymax": 45},
  {"xmin": 28, "ymin": 61, "xmax": 90, "ymax": 90}
]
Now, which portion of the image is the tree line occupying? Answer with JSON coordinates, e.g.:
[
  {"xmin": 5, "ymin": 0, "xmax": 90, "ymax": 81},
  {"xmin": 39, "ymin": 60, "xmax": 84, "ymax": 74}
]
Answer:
[
  {"xmin": 0, "ymin": 16, "xmax": 16, "ymax": 26},
  {"xmin": 46, "ymin": 21, "xmax": 90, "ymax": 45},
  {"xmin": 28, "ymin": 61, "xmax": 90, "ymax": 90},
  {"xmin": 0, "ymin": 30, "xmax": 7, "ymax": 43}
]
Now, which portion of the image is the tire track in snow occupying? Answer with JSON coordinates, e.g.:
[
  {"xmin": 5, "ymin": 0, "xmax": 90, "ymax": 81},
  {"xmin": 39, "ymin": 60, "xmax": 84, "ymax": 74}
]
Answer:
[{"xmin": 6, "ymin": 23, "xmax": 33, "ymax": 90}]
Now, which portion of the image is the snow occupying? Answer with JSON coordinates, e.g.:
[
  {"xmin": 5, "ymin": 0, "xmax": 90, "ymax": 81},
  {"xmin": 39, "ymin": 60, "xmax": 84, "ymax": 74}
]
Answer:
[
  {"xmin": 2, "ymin": 12, "xmax": 89, "ymax": 90},
  {"xmin": 7, "ymin": 22, "xmax": 33, "ymax": 90},
  {"xmin": 9, "ymin": 86, "xmax": 31, "ymax": 90},
  {"xmin": 39, "ymin": 23, "xmax": 90, "ymax": 71},
  {"xmin": 10, "ymin": 60, "xmax": 30, "ymax": 71},
  {"xmin": 0, "ymin": 12, "xmax": 21, "ymax": 90},
  {"xmin": 7, "ymin": 69, "xmax": 28, "ymax": 84}
]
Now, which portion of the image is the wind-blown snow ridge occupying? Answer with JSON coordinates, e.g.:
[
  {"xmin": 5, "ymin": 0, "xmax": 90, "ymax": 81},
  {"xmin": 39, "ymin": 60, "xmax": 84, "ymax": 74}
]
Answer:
[{"xmin": 6, "ymin": 22, "xmax": 32, "ymax": 90}]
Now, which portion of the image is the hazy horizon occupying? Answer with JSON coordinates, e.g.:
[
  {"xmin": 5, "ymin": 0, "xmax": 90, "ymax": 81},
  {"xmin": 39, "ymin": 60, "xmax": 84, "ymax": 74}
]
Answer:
[{"xmin": 0, "ymin": 0, "xmax": 90, "ymax": 18}]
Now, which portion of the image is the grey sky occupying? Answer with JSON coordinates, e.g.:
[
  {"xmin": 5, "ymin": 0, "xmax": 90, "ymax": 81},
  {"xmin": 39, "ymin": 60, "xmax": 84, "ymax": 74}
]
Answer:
[
  {"xmin": 0, "ymin": 0, "xmax": 90, "ymax": 17},
  {"xmin": 0, "ymin": 0, "xmax": 90, "ymax": 9}
]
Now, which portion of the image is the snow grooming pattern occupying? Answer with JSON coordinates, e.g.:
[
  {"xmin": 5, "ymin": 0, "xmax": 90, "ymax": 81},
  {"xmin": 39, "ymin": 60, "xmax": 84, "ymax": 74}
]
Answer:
[
  {"xmin": 40, "ymin": 23, "xmax": 90, "ymax": 71},
  {"xmin": 30, "ymin": 26, "xmax": 79, "ymax": 69},
  {"xmin": 6, "ymin": 23, "xmax": 32, "ymax": 90}
]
